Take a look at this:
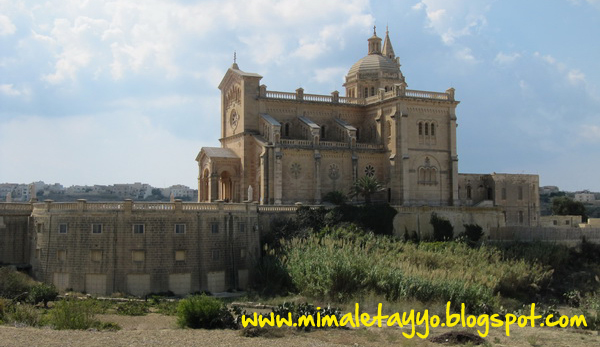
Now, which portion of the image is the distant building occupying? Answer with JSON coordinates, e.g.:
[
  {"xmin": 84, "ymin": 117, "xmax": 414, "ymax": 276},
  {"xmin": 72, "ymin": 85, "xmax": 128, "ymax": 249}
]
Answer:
[
  {"xmin": 540, "ymin": 186, "xmax": 559, "ymax": 195},
  {"xmin": 574, "ymin": 192, "xmax": 595, "ymax": 203},
  {"xmin": 540, "ymin": 215, "xmax": 582, "ymax": 228}
]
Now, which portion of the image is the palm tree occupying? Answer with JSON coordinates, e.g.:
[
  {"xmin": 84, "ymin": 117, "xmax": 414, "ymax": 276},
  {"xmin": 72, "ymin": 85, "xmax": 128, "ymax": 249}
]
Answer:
[{"xmin": 348, "ymin": 176, "xmax": 385, "ymax": 204}]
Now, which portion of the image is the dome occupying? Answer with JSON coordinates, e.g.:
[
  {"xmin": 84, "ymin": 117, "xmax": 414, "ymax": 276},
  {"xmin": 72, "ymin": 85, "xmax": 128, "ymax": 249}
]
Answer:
[{"xmin": 347, "ymin": 54, "xmax": 400, "ymax": 79}]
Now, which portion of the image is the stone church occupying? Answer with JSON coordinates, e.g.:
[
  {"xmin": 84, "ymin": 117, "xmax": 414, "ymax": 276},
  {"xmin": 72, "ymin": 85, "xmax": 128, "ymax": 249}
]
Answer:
[{"xmin": 197, "ymin": 28, "xmax": 461, "ymax": 206}]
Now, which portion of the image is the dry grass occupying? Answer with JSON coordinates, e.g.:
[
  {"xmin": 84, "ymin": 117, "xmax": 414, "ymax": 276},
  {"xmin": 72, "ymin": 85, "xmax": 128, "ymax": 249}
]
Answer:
[{"xmin": 1, "ymin": 311, "xmax": 599, "ymax": 347}]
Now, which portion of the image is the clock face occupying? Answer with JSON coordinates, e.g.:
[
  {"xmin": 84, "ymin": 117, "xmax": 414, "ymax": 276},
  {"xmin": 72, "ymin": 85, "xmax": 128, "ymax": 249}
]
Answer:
[{"xmin": 230, "ymin": 110, "xmax": 239, "ymax": 130}]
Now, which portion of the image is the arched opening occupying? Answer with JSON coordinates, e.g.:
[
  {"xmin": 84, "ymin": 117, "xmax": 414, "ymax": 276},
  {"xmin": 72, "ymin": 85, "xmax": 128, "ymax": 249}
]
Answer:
[
  {"xmin": 466, "ymin": 185, "xmax": 472, "ymax": 199},
  {"xmin": 284, "ymin": 123, "xmax": 290, "ymax": 137},
  {"xmin": 219, "ymin": 171, "xmax": 233, "ymax": 202},
  {"xmin": 320, "ymin": 125, "xmax": 326, "ymax": 139}
]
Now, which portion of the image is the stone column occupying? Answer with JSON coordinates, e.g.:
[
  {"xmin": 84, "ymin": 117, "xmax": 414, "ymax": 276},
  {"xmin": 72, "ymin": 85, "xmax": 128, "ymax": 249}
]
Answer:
[
  {"xmin": 449, "ymin": 108, "xmax": 459, "ymax": 206},
  {"xmin": 400, "ymin": 110, "xmax": 410, "ymax": 205},
  {"xmin": 274, "ymin": 149, "xmax": 283, "ymax": 205},
  {"xmin": 314, "ymin": 151, "xmax": 321, "ymax": 204}
]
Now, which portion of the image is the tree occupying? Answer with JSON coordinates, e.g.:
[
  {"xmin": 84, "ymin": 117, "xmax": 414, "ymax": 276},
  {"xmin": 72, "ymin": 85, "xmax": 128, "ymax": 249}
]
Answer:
[
  {"xmin": 348, "ymin": 176, "xmax": 385, "ymax": 204},
  {"xmin": 552, "ymin": 196, "xmax": 587, "ymax": 220},
  {"xmin": 430, "ymin": 213, "xmax": 453, "ymax": 241}
]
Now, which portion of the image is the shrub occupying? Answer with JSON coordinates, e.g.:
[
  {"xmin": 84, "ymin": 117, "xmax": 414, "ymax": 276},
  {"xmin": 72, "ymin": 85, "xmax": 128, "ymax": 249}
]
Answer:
[
  {"xmin": 176, "ymin": 294, "xmax": 236, "ymax": 329},
  {"xmin": 431, "ymin": 213, "xmax": 453, "ymax": 241},
  {"xmin": 5, "ymin": 303, "xmax": 41, "ymax": 327},
  {"xmin": 457, "ymin": 224, "xmax": 484, "ymax": 245},
  {"xmin": 251, "ymin": 255, "xmax": 294, "ymax": 296},
  {"xmin": 47, "ymin": 299, "xmax": 99, "ymax": 330},
  {"xmin": 115, "ymin": 301, "xmax": 149, "ymax": 316},
  {"xmin": 0, "ymin": 267, "xmax": 33, "ymax": 301},
  {"xmin": 322, "ymin": 191, "xmax": 347, "ymax": 205},
  {"xmin": 28, "ymin": 283, "xmax": 58, "ymax": 307}
]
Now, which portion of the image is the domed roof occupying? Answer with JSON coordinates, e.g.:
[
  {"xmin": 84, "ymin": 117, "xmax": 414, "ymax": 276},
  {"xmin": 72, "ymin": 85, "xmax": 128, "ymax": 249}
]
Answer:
[{"xmin": 347, "ymin": 54, "xmax": 400, "ymax": 77}]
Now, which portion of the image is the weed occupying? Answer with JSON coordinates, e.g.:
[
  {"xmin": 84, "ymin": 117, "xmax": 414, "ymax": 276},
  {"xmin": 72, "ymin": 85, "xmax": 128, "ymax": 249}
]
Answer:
[
  {"xmin": 176, "ymin": 294, "xmax": 236, "ymax": 329},
  {"xmin": 47, "ymin": 299, "xmax": 99, "ymax": 330},
  {"xmin": 115, "ymin": 301, "xmax": 149, "ymax": 316}
]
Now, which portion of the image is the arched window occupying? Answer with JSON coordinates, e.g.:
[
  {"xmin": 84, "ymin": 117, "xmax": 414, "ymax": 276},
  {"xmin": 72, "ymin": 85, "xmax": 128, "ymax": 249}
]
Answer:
[
  {"xmin": 467, "ymin": 185, "xmax": 472, "ymax": 199},
  {"xmin": 284, "ymin": 123, "xmax": 290, "ymax": 137},
  {"xmin": 356, "ymin": 128, "xmax": 360, "ymax": 141},
  {"xmin": 430, "ymin": 123, "xmax": 435, "ymax": 136},
  {"xmin": 320, "ymin": 125, "xmax": 326, "ymax": 139},
  {"xmin": 418, "ymin": 123, "xmax": 423, "ymax": 135},
  {"xmin": 424, "ymin": 122, "xmax": 429, "ymax": 135}
]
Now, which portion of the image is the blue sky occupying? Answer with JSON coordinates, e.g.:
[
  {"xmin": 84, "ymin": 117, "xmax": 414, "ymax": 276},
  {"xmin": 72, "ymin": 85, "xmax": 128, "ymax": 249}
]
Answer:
[{"xmin": 1, "ymin": 0, "xmax": 599, "ymax": 191}]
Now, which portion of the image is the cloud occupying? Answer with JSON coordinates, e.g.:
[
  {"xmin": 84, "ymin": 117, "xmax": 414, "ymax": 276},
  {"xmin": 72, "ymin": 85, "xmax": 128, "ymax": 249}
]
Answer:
[
  {"xmin": 0, "ymin": 84, "xmax": 29, "ymax": 97},
  {"xmin": 0, "ymin": 14, "xmax": 16, "ymax": 35},
  {"xmin": 494, "ymin": 52, "xmax": 521, "ymax": 65},
  {"xmin": 412, "ymin": 0, "xmax": 492, "ymax": 45},
  {"xmin": 311, "ymin": 67, "xmax": 347, "ymax": 84},
  {"xmin": 578, "ymin": 124, "xmax": 600, "ymax": 144},
  {"xmin": 455, "ymin": 47, "xmax": 478, "ymax": 63}
]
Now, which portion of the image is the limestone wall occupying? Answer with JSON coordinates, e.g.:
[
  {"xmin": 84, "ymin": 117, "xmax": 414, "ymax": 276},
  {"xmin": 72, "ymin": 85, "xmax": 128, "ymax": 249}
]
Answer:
[
  {"xmin": 392, "ymin": 206, "xmax": 506, "ymax": 239},
  {"xmin": 0, "ymin": 203, "xmax": 32, "ymax": 265},
  {"xmin": 490, "ymin": 226, "xmax": 600, "ymax": 246},
  {"xmin": 30, "ymin": 200, "xmax": 259, "ymax": 296}
]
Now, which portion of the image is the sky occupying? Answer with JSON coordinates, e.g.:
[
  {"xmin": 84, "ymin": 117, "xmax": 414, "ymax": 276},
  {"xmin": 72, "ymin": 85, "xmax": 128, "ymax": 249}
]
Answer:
[{"xmin": 1, "ymin": 0, "xmax": 599, "ymax": 191}]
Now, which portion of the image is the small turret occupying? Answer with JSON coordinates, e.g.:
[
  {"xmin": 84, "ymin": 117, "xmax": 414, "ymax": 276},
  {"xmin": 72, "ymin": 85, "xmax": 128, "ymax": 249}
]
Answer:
[{"xmin": 368, "ymin": 26, "xmax": 382, "ymax": 55}]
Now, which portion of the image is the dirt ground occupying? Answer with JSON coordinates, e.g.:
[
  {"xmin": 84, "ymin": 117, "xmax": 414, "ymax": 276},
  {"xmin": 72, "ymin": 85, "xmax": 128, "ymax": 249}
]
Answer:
[{"xmin": 1, "ymin": 312, "xmax": 599, "ymax": 347}]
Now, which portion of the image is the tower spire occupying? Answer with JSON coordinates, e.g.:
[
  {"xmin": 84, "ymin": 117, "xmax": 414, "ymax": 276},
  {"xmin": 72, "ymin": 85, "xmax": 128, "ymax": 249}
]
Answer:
[{"xmin": 382, "ymin": 27, "xmax": 395, "ymax": 60}]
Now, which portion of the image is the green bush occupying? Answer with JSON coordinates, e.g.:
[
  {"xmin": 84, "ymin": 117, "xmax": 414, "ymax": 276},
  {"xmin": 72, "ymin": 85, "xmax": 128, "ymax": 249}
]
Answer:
[
  {"xmin": 431, "ymin": 213, "xmax": 453, "ymax": 241},
  {"xmin": 0, "ymin": 267, "xmax": 33, "ymax": 300},
  {"xmin": 176, "ymin": 294, "xmax": 236, "ymax": 329},
  {"xmin": 115, "ymin": 301, "xmax": 149, "ymax": 316},
  {"xmin": 322, "ymin": 191, "xmax": 347, "ymax": 205},
  {"xmin": 5, "ymin": 303, "xmax": 41, "ymax": 327},
  {"xmin": 28, "ymin": 283, "xmax": 58, "ymax": 307},
  {"xmin": 461, "ymin": 224, "xmax": 484, "ymax": 243},
  {"xmin": 47, "ymin": 299, "xmax": 99, "ymax": 330}
]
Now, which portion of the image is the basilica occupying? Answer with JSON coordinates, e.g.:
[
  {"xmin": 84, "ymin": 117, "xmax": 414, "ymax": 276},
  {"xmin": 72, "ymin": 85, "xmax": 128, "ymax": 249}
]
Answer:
[
  {"xmin": 198, "ymin": 28, "xmax": 459, "ymax": 206},
  {"xmin": 197, "ymin": 27, "xmax": 538, "ymax": 226}
]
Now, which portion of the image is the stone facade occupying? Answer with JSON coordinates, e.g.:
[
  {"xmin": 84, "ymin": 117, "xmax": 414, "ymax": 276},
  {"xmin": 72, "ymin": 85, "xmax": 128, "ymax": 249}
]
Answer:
[
  {"xmin": 26, "ymin": 200, "xmax": 260, "ymax": 295},
  {"xmin": 198, "ymin": 28, "xmax": 460, "ymax": 206},
  {"xmin": 458, "ymin": 173, "xmax": 540, "ymax": 226}
]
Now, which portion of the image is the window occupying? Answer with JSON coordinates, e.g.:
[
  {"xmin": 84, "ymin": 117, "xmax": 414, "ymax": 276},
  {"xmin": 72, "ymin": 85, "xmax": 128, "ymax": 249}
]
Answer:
[
  {"xmin": 36, "ymin": 223, "xmax": 42, "ymax": 233},
  {"xmin": 212, "ymin": 249, "xmax": 220, "ymax": 261},
  {"xmin": 92, "ymin": 224, "xmax": 102, "ymax": 234},
  {"xmin": 553, "ymin": 220, "xmax": 557, "ymax": 225},
  {"xmin": 239, "ymin": 223, "xmax": 246, "ymax": 233},
  {"xmin": 133, "ymin": 224, "xmax": 144, "ymax": 234},
  {"xmin": 240, "ymin": 248, "xmax": 246, "ymax": 259},
  {"xmin": 518, "ymin": 186, "xmax": 523, "ymax": 200},
  {"xmin": 58, "ymin": 223, "xmax": 67, "ymax": 234},
  {"xmin": 364, "ymin": 88, "xmax": 368, "ymax": 98},
  {"xmin": 57, "ymin": 250, "xmax": 67, "ymax": 262},
  {"xmin": 284, "ymin": 123, "xmax": 290, "ymax": 137},
  {"xmin": 211, "ymin": 223, "xmax": 219, "ymax": 234},
  {"xmin": 466, "ymin": 185, "xmax": 472, "ymax": 199},
  {"xmin": 418, "ymin": 123, "xmax": 423, "ymax": 135},
  {"xmin": 91, "ymin": 250, "xmax": 102, "ymax": 262},
  {"xmin": 175, "ymin": 224, "xmax": 186, "ymax": 234},
  {"xmin": 175, "ymin": 250, "xmax": 186, "ymax": 262},
  {"xmin": 370, "ymin": 87, "xmax": 375, "ymax": 96},
  {"xmin": 565, "ymin": 220, "xmax": 570, "ymax": 225},
  {"xmin": 430, "ymin": 123, "xmax": 435, "ymax": 136},
  {"xmin": 132, "ymin": 250, "xmax": 145, "ymax": 262},
  {"xmin": 424, "ymin": 123, "xmax": 429, "ymax": 135},
  {"xmin": 320, "ymin": 125, "xmax": 326, "ymax": 139}
]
